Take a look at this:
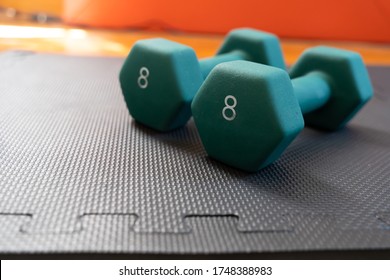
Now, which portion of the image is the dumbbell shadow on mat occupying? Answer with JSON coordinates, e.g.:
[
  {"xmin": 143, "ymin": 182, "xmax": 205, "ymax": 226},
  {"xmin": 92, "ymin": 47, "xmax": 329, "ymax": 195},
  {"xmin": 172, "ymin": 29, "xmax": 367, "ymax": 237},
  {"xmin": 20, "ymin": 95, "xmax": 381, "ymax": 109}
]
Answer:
[
  {"xmin": 119, "ymin": 28, "xmax": 285, "ymax": 132},
  {"xmin": 191, "ymin": 47, "xmax": 373, "ymax": 172}
]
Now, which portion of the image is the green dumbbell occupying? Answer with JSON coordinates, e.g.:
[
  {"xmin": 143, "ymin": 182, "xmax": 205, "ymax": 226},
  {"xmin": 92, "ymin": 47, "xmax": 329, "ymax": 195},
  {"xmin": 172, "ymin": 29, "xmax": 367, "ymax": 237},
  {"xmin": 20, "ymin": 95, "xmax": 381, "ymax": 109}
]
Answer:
[
  {"xmin": 191, "ymin": 47, "xmax": 373, "ymax": 172},
  {"xmin": 119, "ymin": 28, "xmax": 285, "ymax": 132}
]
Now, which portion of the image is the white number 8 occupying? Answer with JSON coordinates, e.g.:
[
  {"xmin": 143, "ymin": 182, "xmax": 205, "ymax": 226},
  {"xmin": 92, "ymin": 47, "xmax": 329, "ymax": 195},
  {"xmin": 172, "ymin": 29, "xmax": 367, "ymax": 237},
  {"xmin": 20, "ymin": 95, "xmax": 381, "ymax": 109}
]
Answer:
[
  {"xmin": 137, "ymin": 67, "xmax": 149, "ymax": 89},
  {"xmin": 222, "ymin": 95, "xmax": 237, "ymax": 121}
]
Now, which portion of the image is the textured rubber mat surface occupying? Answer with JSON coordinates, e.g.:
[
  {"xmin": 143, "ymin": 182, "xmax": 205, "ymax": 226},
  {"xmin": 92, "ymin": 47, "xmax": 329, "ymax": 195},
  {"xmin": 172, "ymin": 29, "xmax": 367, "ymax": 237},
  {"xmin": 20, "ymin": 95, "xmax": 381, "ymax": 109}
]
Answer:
[{"xmin": 0, "ymin": 51, "xmax": 389, "ymax": 255}]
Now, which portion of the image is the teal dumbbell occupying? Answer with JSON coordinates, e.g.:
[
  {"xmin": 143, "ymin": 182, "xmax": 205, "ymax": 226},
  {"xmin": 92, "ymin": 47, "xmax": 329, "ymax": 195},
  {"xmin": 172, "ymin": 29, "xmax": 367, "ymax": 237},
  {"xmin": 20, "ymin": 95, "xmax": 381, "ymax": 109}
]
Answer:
[
  {"xmin": 191, "ymin": 47, "xmax": 373, "ymax": 172},
  {"xmin": 119, "ymin": 28, "xmax": 285, "ymax": 131}
]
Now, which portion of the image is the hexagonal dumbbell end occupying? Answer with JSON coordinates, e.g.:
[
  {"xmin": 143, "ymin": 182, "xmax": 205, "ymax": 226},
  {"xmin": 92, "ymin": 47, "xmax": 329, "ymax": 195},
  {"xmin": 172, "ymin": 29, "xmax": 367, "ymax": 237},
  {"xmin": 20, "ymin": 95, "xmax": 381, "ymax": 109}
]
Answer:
[
  {"xmin": 119, "ymin": 39, "xmax": 203, "ymax": 131},
  {"xmin": 217, "ymin": 28, "xmax": 286, "ymax": 70},
  {"xmin": 192, "ymin": 61, "xmax": 304, "ymax": 172},
  {"xmin": 290, "ymin": 46, "xmax": 373, "ymax": 130}
]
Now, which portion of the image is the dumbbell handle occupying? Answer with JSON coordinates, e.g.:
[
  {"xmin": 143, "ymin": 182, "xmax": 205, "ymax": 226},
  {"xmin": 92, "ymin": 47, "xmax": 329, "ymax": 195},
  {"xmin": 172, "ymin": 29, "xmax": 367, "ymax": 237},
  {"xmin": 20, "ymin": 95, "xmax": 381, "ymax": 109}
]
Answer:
[
  {"xmin": 291, "ymin": 71, "xmax": 332, "ymax": 114},
  {"xmin": 199, "ymin": 50, "xmax": 249, "ymax": 79}
]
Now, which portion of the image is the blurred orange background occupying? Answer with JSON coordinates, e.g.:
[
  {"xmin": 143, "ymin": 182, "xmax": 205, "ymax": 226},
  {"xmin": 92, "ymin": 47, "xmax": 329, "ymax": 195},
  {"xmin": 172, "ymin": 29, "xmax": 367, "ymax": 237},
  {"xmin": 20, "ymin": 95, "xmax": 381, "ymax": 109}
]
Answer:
[
  {"xmin": 1, "ymin": 0, "xmax": 389, "ymax": 42},
  {"xmin": 0, "ymin": 0, "xmax": 389, "ymax": 65},
  {"xmin": 0, "ymin": 0, "xmax": 62, "ymax": 16},
  {"xmin": 62, "ymin": 0, "xmax": 390, "ymax": 43}
]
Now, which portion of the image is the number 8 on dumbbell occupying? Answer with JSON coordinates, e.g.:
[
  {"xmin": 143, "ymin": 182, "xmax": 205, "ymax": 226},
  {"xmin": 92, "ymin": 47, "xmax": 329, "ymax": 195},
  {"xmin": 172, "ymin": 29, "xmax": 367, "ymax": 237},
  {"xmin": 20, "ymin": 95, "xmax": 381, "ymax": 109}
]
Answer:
[
  {"xmin": 137, "ymin": 67, "xmax": 149, "ymax": 89},
  {"xmin": 222, "ymin": 95, "xmax": 237, "ymax": 121}
]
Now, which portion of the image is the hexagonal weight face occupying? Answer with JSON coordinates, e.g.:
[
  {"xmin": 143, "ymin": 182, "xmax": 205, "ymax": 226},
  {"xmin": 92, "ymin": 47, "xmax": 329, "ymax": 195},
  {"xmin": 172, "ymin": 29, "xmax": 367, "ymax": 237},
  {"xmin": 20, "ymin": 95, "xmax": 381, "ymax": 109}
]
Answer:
[
  {"xmin": 192, "ymin": 61, "xmax": 304, "ymax": 172},
  {"xmin": 119, "ymin": 39, "xmax": 203, "ymax": 131},
  {"xmin": 290, "ymin": 47, "xmax": 373, "ymax": 130},
  {"xmin": 217, "ymin": 28, "xmax": 286, "ymax": 70}
]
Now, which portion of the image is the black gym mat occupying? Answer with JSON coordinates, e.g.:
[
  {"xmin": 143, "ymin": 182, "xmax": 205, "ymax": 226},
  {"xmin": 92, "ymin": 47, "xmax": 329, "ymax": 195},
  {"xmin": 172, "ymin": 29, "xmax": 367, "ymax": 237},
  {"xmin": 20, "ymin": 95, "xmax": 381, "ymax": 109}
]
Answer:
[{"xmin": 0, "ymin": 51, "xmax": 389, "ymax": 257}]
